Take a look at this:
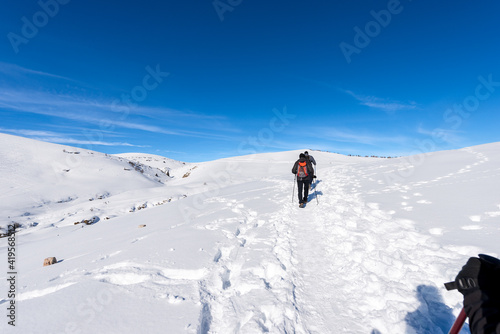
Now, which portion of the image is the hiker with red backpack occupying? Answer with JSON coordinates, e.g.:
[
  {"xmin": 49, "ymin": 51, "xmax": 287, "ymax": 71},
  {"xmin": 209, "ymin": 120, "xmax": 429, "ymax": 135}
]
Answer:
[{"xmin": 292, "ymin": 153, "xmax": 315, "ymax": 208}]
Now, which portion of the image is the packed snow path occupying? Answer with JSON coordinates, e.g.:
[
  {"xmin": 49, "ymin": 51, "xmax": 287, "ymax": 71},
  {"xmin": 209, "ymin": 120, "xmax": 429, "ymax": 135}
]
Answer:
[{"xmin": 193, "ymin": 161, "xmax": 476, "ymax": 333}]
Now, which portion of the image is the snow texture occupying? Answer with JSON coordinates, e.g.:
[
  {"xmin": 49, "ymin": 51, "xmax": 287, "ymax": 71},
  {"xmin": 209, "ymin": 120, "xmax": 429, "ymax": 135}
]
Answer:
[{"xmin": 2, "ymin": 132, "xmax": 499, "ymax": 333}]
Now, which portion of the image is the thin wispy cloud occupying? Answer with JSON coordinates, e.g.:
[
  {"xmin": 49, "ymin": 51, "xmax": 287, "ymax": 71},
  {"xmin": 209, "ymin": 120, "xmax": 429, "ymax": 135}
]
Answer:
[
  {"xmin": 0, "ymin": 62, "xmax": 228, "ymax": 118},
  {"xmin": 0, "ymin": 86, "xmax": 239, "ymax": 141},
  {"xmin": 0, "ymin": 128, "xmax": 148, "ymax": 147},
  {"xmin": 299, "ymin": 82, "xmax": 419, "ymax": 114},
  {"xmin": 416, "ymin": 125, "xmax": 464, "ymax": 146},
  {"xmin": 0, "ymin": 63, "xmax": 323, "ymax": 154},
  {"xmin": 0, "ymin": 61, "xmax": 75, "ymax": 82},
  {"xmin": 343, "ymin": 90, "xmax": 418, "ymax": 113},
  {"xmin": 51, "ymin": 138, "xmax": 148, "ymax": 147},
  {"xmin": 0, "ymin": 87, "xmax": 219, "ymax": 120},
  {"xmin": 44, "ymin": 137, "xmax": 148, "ymax": 147},
  {"xmin": 310, "ymin": 127, "xmax": 410, "ymax": 146}
]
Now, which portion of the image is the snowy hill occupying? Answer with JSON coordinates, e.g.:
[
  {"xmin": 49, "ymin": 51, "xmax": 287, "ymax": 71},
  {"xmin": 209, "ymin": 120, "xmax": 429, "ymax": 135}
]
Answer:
[
  {"xmin": 1, "ymin": 134, "xmax": 499, "ymax": 333},
  {"xmin": 115, "ymin": 153, "xmax": 188, "ymax": 177},
  {"xmin": 0, "ymin": 133, "xmax": 175, "ymax": 233}
]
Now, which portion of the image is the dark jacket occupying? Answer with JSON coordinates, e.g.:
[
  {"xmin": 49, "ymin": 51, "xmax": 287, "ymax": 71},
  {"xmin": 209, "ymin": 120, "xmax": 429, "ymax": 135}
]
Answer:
[
  {"xmin": 455, "ymin": 255, "xmax": 500, "ymax": 334},
  {"xmin": 465, "ymin": 290, "xmax": 500, "ymax": 334},
  {"xmin": 292, "ymin": 157, "xmax": 314, "ymax": 181}
]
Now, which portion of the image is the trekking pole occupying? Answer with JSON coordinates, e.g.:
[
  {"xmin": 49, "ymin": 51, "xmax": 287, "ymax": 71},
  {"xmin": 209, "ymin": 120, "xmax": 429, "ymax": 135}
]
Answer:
[
  {"xmin": 444, "ymin": 280, "xmax": 467, "ymax": 334},
  {"xmin": 448, "ymin": 308, "xmax": 466, "ymax": 334},
  {"xmin": 314, "ymin": 166, "xmax": 319, "ymax": 205},
  {"xmin": 292, "ymin": 175, "xmax": 296, "ymax": 203}
]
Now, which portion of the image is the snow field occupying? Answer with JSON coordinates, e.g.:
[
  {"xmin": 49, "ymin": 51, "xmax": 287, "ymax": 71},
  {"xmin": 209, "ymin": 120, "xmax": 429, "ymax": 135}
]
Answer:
[{"xmin": 1, "ymin": 134, "xmax": 500, "ymax": 333}]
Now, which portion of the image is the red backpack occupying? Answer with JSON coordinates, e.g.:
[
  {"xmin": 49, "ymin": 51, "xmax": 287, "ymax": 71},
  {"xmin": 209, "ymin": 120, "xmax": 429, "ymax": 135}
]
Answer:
[{"xmin": 298, "ymin": 161, "xmax": 308, "ymax": 178}]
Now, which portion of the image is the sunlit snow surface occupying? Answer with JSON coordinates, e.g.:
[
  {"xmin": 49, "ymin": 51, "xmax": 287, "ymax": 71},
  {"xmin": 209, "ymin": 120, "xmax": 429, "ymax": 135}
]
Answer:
[{"xmin": 2, "ymin": 133, "xmax": 499, "ymax": 333}]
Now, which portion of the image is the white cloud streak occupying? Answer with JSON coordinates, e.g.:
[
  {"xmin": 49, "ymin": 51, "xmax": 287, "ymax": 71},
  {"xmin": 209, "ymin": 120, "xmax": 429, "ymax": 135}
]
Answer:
[
  {"xmin": 343, "ymin": 90, "xmax": 417, "ymax": 113},
  {"xmin": 0, "ymin": 128, "xmax": 148, "ymax": 147},
  {"xmin": 0, "ymin": 86, "xmax": 238, "ymax": 141},
  {"xmin": 310, "ymin": 127, "xmax": 409, "ymax": 146},
  {"xmin": 416, "ymin": 125, "xmax": 464, "ymax": 146},
  {"xmin": 0, "ymin": 61, "xmax": 75, "ymax": 81}
]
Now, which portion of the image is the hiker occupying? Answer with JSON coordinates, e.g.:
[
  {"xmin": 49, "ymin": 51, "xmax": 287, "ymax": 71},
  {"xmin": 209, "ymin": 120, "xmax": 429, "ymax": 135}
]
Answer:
[
  {"xmin": 304, "ymin": 151, "xmax": 316, "ymax": 168},
  {"xmin": 292, "ymin": 153, "xmax": 314, "ymax": 207},
  {"xmin": 454, "ymin": 254, "xmax": 500, "ymax": 333},
  {"xmin": 304, "ymin": 151, "xmax": 316, "ymax": 189}
]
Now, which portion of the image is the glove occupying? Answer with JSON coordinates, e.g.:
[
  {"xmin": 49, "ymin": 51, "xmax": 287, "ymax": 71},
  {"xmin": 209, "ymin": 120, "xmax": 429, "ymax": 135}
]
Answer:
[
  {"xmin": 455, "ymin": 254, "xmax": 500, "ymax": 297},
  {"xmin": 454, "ymin": 255, "xmax": 500, "ymax": 333},
  {"xmin": 313, "ymin": 175, "xmax": 317, "ymax": 178}
]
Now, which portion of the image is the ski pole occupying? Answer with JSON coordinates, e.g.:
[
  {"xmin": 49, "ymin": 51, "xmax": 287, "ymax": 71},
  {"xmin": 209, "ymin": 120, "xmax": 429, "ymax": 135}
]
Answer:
[
  {"xmin": 292, "ymin": 175, "xmax": 296, "ymax": 203},
  {"xmin": 314, "ymin": 166, "xmax": 319, "ymax": 205},
  {"xmin": 448, "ymin": 308, "xmax": 466, "ymax": 334},
  {"xmin": 444, "ymin": 280, "xmax": 467, "ymax": 334}
]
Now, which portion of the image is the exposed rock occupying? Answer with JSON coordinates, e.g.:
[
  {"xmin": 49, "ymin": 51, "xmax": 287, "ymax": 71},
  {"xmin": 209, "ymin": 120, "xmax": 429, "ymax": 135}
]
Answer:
[
  {"xmin": 43, "ymin": 257, "xmax": 57, "ymax": 266},
  {"xmin": 74, "ymin": 216, "xmax": 100, "ymax": 225},
  {"xmin": 138, "ymin": 224, "xmax": 146, "ymax": 228},
  {"xmin": 0, "ymin": 223, "xmax": 20, "ymax": 237}
]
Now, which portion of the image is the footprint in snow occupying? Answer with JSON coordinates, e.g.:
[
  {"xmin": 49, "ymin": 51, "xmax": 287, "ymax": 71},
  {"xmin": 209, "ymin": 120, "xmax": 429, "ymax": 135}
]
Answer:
[
  {"xmin": 468, "ymin": 215, "xmax": 481, "ymax": 222},
  {"xmin": 485, "ymin": 211, "xmax": 500, "ymax": 218},
  {"xmin": 213, "ymin": 249, "xmax": 222, "ymax": 263},
  {"xmin": 461, "ymin": 225, "xmax": 483, "ymax": 230},
  {"xmin": 429, "ymin": 228, "xmax": 444, "ymax": 236},
  {"xmin": 366, "ymin": 202, "xmax": 380, "ymax": 210},
  {"xmin": 131, "ymin": 236, "xmax": 147, "ymax": 243}
]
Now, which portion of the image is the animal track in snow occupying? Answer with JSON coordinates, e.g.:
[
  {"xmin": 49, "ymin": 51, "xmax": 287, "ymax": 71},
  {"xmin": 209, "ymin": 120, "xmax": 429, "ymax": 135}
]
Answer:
[
  {"xmin": 94, "ymin": 250, "xmax": 122, "ymax": 262},
  {"xmin": 461, "ymin": 225, "xmax": 483, "ymax": 230},
  {"xmin": 131, "ymin": 236, "xmax": 147, "ymax": 243},
  {"xmin": 17, "ymin": 282, "xmax": 77, "ymax": 301},
  {"xmin": 221, "ymin": 267, "xmax": 231, "ymax": 290},
  {"xmin": 486, "ymin": 211, "xmax": 500, "ymax": 218},
  {"xmin": 92, "ymin": 261, "xmax": 207, "ymax": 288},
  {"xmin": 429, "ymin": 228, "xmax": 444, "ymax": 236},
  {"xmin": 213, "ymin": 249, "xmax": 222, "ymax": 263},
  {"xmin": 155, "ymin": 293, "xmax": 186, "ymax": 304}
]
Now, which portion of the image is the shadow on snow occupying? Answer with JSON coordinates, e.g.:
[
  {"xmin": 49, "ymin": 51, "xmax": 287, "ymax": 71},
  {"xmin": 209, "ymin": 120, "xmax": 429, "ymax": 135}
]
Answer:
[{"xmin": 405, "ymin": 285, "xmax": 470, "ymax": 334}]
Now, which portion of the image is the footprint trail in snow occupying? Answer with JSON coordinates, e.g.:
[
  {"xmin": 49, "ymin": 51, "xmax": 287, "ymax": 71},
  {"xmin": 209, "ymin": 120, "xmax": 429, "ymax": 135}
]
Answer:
[{"xmin": 198, "ymin": 164, "xmax": 474, "ymax": 333}]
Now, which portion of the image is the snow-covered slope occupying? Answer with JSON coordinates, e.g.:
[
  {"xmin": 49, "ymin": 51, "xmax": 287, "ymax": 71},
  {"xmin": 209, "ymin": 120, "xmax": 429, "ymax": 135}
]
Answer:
[
  {"xmin": 115, "ymin": 153, "xmax": 188, "ymax": 176},
  {"xmin": 1, "ymin": 134, "xmax": 499, "ymax": 334},
  {"xmin": 0, "ymin": 133, "xmax": 175, "ymax": 233}
]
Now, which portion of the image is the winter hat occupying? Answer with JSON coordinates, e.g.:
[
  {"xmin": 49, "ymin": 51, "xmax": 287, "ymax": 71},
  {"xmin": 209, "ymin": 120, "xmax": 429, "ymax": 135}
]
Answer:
[
  {"xmin": 304, "ymin": 151, "xmax": 309, "ymax": 156},
  {"xmin": 299, "ymin": 153, "xmax": 306, "ymax": 159}
]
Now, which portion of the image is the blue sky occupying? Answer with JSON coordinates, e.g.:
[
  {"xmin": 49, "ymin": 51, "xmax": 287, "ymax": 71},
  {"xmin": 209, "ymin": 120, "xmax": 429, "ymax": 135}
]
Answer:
[{"xmin": 1, "ymin": 0, "xmax": 500, "ymax": 162}]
